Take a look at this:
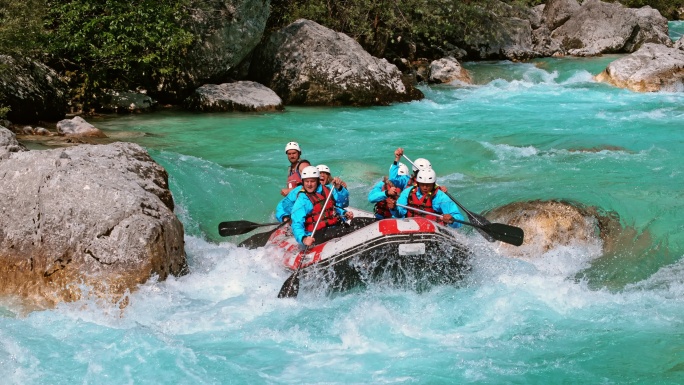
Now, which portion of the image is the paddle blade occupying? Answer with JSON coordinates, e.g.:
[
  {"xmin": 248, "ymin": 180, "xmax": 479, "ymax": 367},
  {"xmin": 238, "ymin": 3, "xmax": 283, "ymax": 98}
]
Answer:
[
  {"xmin": 218, "ymin": 220, "xmax": 260, "ymax": 236},
  {"xmin": 277, "ymin": 272, "xmax": 300, "ymax": 298},
  {"xmin": 466, "ymin": 212, "xmax": 496, "ymax": 242},
  {"xmin": 483, "ymin": 223, "xmax": 525, "ymax": 246}
]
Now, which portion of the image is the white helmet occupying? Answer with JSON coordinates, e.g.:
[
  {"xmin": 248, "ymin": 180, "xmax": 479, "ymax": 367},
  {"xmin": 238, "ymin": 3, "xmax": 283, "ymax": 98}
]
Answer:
[
  {"xmin": 300, "ymin": 165, "xmax": 320, "ymax": 179},
  {"xmin": 412, "ymin": 158, "xmax": 432, "ymax": 172},
  {"xmin": 285, "ymin": 141, "xmax": 301, "ymax": 153},
  {"xmin": 397, "ymin": 163, "xmax": 409, "ymax": 176},
  {"xmin": 416, "ymin": 169, "xmax": 436, "ymax": 184},
  {"xmin": 316, "ymin": 164, "xmax": 331, "ymax": 174}
]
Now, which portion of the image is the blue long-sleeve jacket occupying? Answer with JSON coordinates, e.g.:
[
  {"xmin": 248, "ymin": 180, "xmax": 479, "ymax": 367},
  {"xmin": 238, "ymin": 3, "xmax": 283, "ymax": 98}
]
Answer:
[
  {"xmin": 393, "ymin": 186, "xmax": 464, "ymax": 229},
  {"xmin": 275, "ymin": 185, "xmax": 303, "ymax": 222},
  {"xmin": 389, "ymin": 161, "xmax": 411, "ymax": 189},
  {"xmin": 368, "ymin": 180, "xmax": 398, "ymax": 219},
  {"xmin": 276, "ymin": 183, "xmax": 349, "ymax": 223},
  {"xmin": 291, "ymin": 184, "xmax": 348, "ymax": 244}
]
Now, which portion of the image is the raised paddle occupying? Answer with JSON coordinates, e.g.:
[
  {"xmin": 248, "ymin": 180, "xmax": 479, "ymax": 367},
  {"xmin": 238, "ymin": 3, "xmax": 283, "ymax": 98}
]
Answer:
[
  {"xmin": 278, "ymin": 183, "xmax": 336, "ymax": 298},
  {"xmin": 397, "ymin": 204, "xmax": 524, "ymax": 246},
  {"xmin": 218, "ymin": 220, "xmax": 281, "ymax": 237},
  {"xmin": 402, "ymin": 154, "xmax": 496, "ymax": 242}
]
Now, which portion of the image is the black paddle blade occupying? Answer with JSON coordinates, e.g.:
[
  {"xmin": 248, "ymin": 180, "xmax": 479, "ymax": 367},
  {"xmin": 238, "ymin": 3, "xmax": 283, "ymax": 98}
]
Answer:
[
  {"xmin": 218, "ymin": 220, "xmax": 261, "ymax": 236},
  {"xmin": 277, "ymin": 272, "xmax": 300, "ymax": 298},
  {"xmin": 238, "ymin": 230, "xmax": 273, "ymax": 249},
  {"xmin": 466, "ymin": 212, "xmax": 496, "ymax": 242},
  {"xmin": 483, "ymin": 223, "xmax": 525, "ymax": 246}
]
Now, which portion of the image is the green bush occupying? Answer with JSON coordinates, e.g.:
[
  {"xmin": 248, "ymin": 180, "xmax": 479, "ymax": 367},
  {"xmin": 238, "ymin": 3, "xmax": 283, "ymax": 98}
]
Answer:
[
  {"xmin": 0, "ymin": 0, "xmax": 46, "ymax": 57},
  {"xmin": 43, "ymin": 0, "xmax": 196, "ymax": 108}
]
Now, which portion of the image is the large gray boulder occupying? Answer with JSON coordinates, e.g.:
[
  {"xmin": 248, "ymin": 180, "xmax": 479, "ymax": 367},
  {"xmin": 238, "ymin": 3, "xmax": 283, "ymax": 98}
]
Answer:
[
  {"xmin": 248, "ymin": 19, "xmax": 423, "ymax": 106},
  {"xmin": 551, "ymin": 0, "xmax": 671, "ymax": 56},
  {"xmin": 154, "ymin": 0, "xmax": 270, "ymax": 102},
  {"xmin": 428, "ymin": 57, "xmax": 472, "ymax": 85},
  {"xmin": 0, "ymin": 125, "xmax": 28, "ymax": 160},
  {"xmin": 0, "ymin": 56, "xmax": 68, "ymax": 123},
  {"xmin": 485, "ymin": 200, "xmax": 621, "ymax": 259},
  {"xmin": 0, "ymin": 132, "xmax": 186, "ymax": 309},
  {"xmin": 56, "ymin": 116, "xmax": 106, "ymax": 137},
  {"xmin": 184, "ymin": 81, "xmax": 283, "ymax": 112},
  {"xmin": 595, "ymin": 43, "xmax": 684, "ymax": 92},
  {"xmin": 542, "ymin": 0, "xmax": 581, "ymax": 31}
]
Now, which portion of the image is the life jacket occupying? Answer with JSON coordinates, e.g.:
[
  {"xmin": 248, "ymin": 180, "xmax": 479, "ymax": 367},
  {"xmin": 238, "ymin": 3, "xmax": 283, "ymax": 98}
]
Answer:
[
  {"xmin": 406, "ymin": 186, "xmax": 441, "ymax": 222},
  {"xmin": 286, "ymin": 159, "xmax": 309, "ymax": 189},
  {"xmin": 374, "ymin": 180, "xmax": 402, "ymax": 219},
  {"xmin": 303, "ymin": 185, "xmax": 340, "ymax": 232}
]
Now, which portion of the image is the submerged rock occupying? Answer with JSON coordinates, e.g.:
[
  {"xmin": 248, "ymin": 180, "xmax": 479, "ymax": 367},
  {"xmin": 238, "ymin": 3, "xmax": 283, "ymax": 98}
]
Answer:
[
  {"xmin": 428, "ymin": 57, "xmax": 472, "ymax": 85},
  {"xmin": 0, "ymin": 129, "xmax": 186, "ymax": 309},
  {"xmin": 485, "ymin": 200, "xmax": 621, "ymax": 259}
]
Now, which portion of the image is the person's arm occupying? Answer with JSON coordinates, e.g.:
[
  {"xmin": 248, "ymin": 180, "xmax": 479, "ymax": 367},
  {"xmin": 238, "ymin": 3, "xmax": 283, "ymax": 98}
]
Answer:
[
  {"xmin": 393, "ymin": 187, "xmax": 411, "ymax": 218},
  {"xmin": 435, "ymin": 191, "xmax": 464, "ymax": 229},
  {"xmin": 275, "ymin": 197, "xmax": 290, "ymax": 223},
  {"xmin": 291, "ymin": 195, "xmax": 313, "ymax": 244},
  {"xmin": 328, "ymin": 177, "xmax": 349, "ymax": 208},
  {"xmin": 368, "ymin": 181, "xmax": 387, "ymax": 203},
  {"xmin": 276, "ymin": 186, "xmax": 301, "ymax": 222}
]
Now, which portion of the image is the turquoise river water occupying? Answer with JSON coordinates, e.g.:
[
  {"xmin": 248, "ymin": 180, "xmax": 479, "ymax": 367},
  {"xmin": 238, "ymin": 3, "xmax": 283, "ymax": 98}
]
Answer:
[{"xmin": 2, "ymin": 23, "xmax": 684, "ymax": 384}]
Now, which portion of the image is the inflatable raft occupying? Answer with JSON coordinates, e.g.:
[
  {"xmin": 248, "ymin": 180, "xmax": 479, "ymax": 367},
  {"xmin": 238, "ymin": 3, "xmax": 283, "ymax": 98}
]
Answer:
[{"xmin": 266, "ymin": 208, "xmax": 472, "ymax": 292}]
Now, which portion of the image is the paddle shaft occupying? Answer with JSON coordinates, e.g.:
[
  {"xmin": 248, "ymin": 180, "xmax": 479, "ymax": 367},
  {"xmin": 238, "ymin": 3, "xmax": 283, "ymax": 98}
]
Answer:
[{"xmin": 396, "ymin": 204, "xmax": 472, "ymax": 228}]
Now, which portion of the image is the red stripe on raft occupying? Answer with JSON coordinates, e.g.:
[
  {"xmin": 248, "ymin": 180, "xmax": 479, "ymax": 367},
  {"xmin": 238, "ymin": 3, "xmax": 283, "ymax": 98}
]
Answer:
[{"xmin": 378, "ymin": 218, "xmax": 436, "ymax": 234}]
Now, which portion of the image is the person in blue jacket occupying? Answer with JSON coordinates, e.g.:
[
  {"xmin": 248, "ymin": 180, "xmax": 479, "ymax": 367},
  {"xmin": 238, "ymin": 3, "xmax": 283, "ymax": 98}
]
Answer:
[
  {"xmin": 291, "ymin": 166, "xmax": 351, "ymax": 246},
  {"xmin": 275, "ymin": 164, "xmax": 350, "ymax": 223},
  {"xmin": 393, "ymin": 169, "xmax": 464, "ymax": 229},
  {"xmin": 368, "ymin": 163, "xmax": 409, "ymax": 219},
  {"xmin": 389, "ymin": 147, "xmax": 432, "ymax": 189}
]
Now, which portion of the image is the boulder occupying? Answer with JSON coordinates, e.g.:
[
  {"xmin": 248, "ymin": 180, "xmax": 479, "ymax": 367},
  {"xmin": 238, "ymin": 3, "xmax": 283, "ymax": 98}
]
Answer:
[
  {"xmin": 56, "ymin": 116, "xmax": 106, "ymax": 137},
  {"xmin": 551, "ymin": 0, "xmax": 671, "ymax": 56},
  {"xmin": 594, "ymin": 43, "xmax": 684, "ymax": 92},
  {"xmin": 484, "ymin": 200, "xmax": 621, "ymax": 259},
  {"xmin": 0, "ymin": 55, "xmax": 68, "ymax": 123},
  {"xmin": 248, "ymin": 19, "xmax": 423, "ymax": 106},
  {"xmin": 542, "ymin": 0, "xmax": 581, "ymax": 30},
  {"xmin": 184, "ymin": 81, "xmax": 283, "ymax": 112},
  {"xmin": 0, "ymin": 126, "xmax": 28, "ymax": 160},
  {"xmin": 0, "ymin": 134, "xmax": 186, "ymax": 309},
  {"xmin": 153, "ymin": 0, "xmax": 270, "ymax": 102},
  {"xmin": 428, "ymin": 57, "xmax": 472, "ymax": 84}
]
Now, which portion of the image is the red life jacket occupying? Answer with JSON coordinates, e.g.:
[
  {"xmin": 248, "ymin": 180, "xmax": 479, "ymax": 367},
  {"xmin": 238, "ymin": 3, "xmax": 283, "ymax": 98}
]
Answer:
[
  {"xmin": 406, "ymin": 186, "xmax": 441, "ymax": 222},
  {"xmin": 286, "ymin": 159, "xmax": 309, "ymax": 189},
  {"xmin": 374, "ymin": 181, "xmax": 402, "ymax": 219},
  {"xmin": 303, "ymin": 185, "xmax": 340, "ymax": 232}
]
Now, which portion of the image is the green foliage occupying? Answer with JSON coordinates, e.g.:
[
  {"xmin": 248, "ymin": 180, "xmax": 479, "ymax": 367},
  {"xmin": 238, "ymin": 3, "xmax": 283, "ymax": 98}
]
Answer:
[
  {"xmin": 0, "ymin": 0, "xmax": 46, "ymax": 57},
  {"xmin": 43, "ymin": 0, "xmax": 196, "ymax": 107},
  {"xmin": 618, "ymin": 0, "xmax": 683, "ymax": 19},
  {"xmin": 269, "ymin": 0, "xmax": 515, "ymax": 59},
  {"xmin": 0, "ymin": 105, "xmax": 10, "ymax": 120}
]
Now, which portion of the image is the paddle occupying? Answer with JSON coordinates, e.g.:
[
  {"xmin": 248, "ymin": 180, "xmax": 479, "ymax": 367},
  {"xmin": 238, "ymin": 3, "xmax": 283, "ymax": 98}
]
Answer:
[
  {"xmin": 278, "ymin": 183, "xmax": 336, "ymax": 298},
  {"xmin": 397, "ymin": 204, "xmax": 524, "ymax": 246},
  {"xmin": 402, "ymin": 154, "xmax": 497, "ymax": 242},
  {"xmin": 218, "ymin": 220, "xmax": 281, "ymax": 237},
  {"xmin": 238, "ymin": 221, "xmax": 289, "ymax": 248}
]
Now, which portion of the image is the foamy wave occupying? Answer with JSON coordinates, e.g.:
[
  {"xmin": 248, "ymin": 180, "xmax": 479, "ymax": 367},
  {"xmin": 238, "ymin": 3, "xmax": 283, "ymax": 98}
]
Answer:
[{"xmin": 480, "ymin": 142, "xmax": 539, "ymax": 159}]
